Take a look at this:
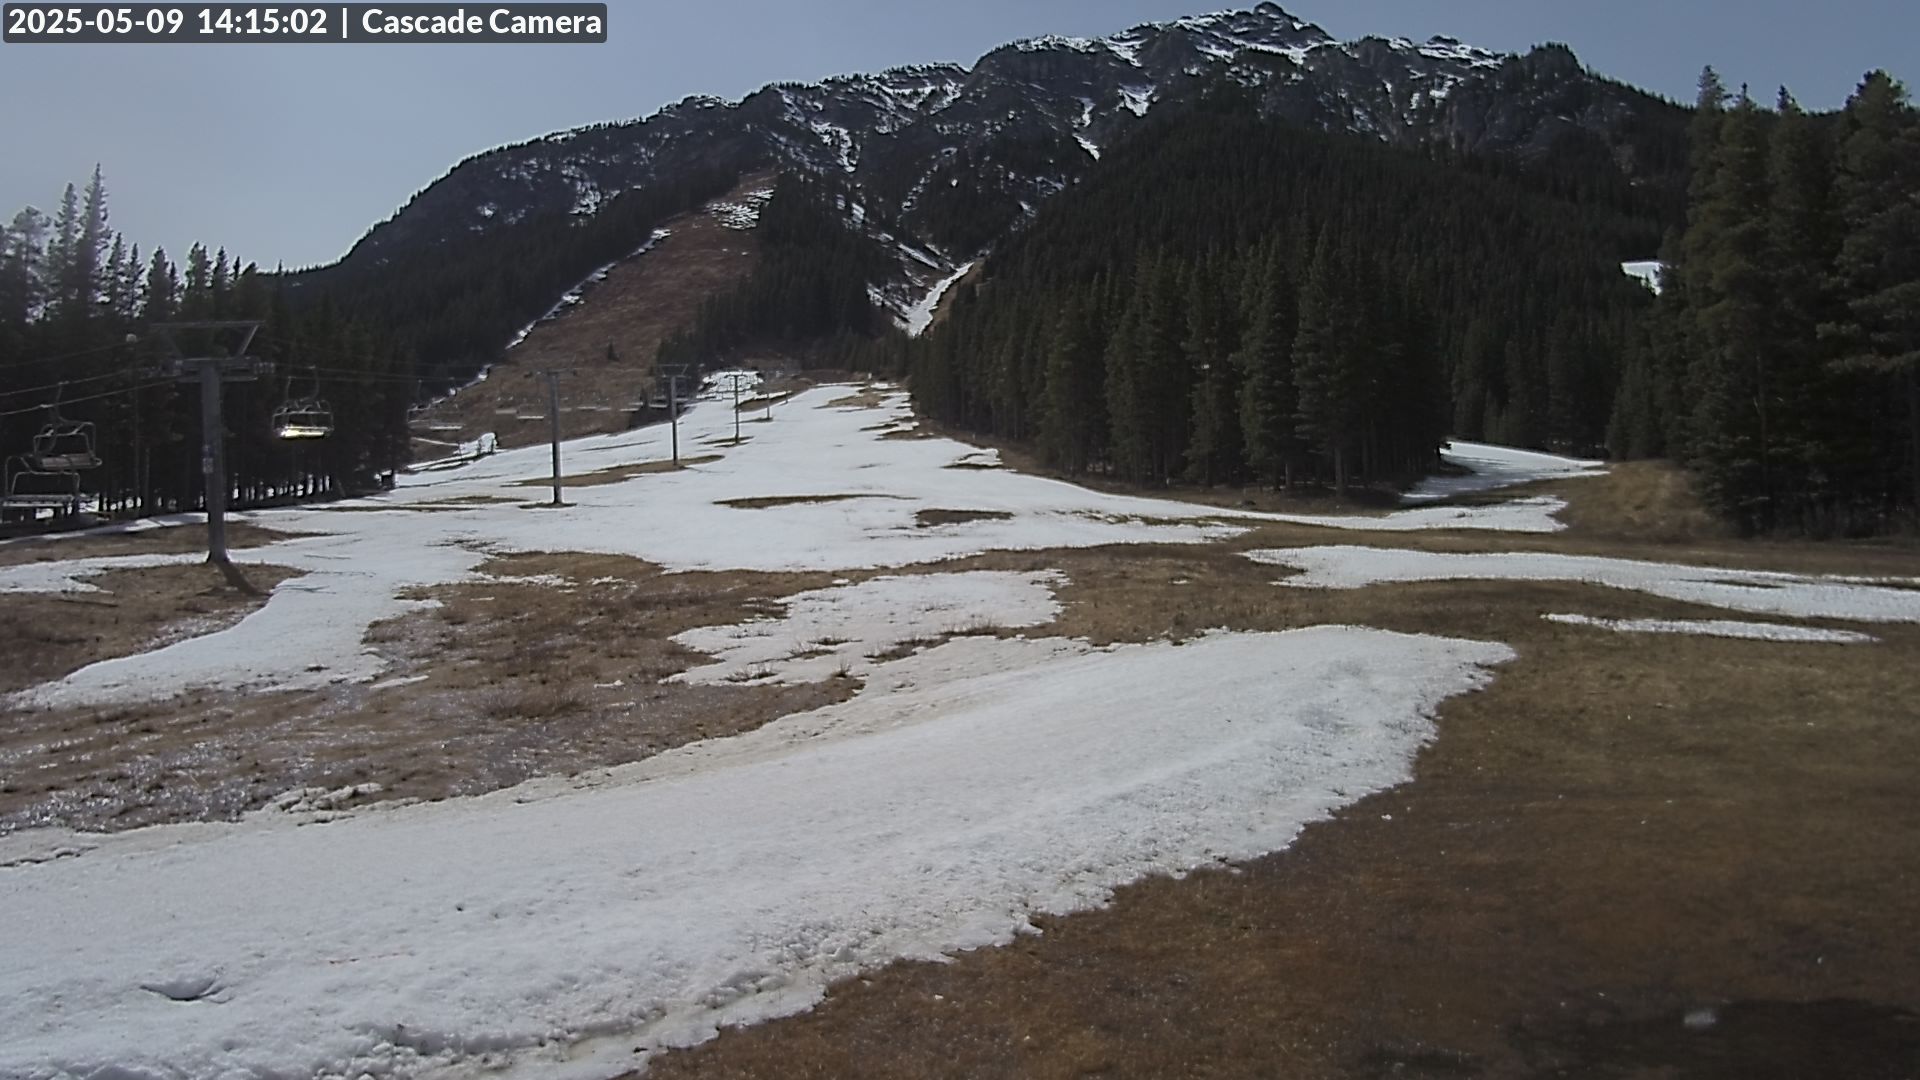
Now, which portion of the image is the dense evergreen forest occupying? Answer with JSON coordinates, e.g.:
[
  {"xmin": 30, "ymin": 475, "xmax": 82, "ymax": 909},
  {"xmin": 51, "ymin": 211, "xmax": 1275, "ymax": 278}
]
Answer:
[
  {"xmin": 883, "ymin": 90, "xmax": 1667, "ymax": 492},
  {"xmin": 0, "ymin": 166, "xmax": 734, "ymax": 524},
  {"xmin": 1613, "ymin": 71, "xmax": 1920, "ymax": 535}
]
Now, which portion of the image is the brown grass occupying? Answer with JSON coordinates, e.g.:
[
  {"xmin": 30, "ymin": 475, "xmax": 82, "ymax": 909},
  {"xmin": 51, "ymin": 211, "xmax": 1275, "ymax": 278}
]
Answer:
[
  {"xmin": 914, "ymin": 509, "xmax": 1014, "ymax": 528},
  {"xmin": 507, "ymin": 455, "xmax": 722, "ymax": 489},
  {"xmin": 642, "ymin": 540, "xmax": 1920, "ymax": 1079},
  {"xmin": 719, "ymin": 494, "xmax": 904, "ymax": 510},
  {"xmin": 0, "ymin": 562, "xmax": 303, "ymax": 696},
  {"xmin": 0, "ymin": 522, "xmax": 296, "ymax": 568},
  {"xmin": 0, "ymin": 552, "xmax": 866, "ymax": 834},
  {"xmin": 635, "ymin": 468, "xmax": 1920, "ymax": 1080},
  {"xmin": 828, "ymin": 386, "xmax": 892, "ymax": 410}
]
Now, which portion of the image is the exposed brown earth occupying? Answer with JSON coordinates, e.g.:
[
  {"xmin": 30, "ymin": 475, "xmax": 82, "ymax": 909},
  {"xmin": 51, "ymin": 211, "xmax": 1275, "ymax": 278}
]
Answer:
[
  {"xmin": 0, "ymin": 552, "xmax": 861, "ymax": 834},
  {"xmin": 0, "ymin": 521, "xmax": 295, "ymax": 568},
  {"xmin": 631, "ymin": 474, "xmax": 1920, "ymax": 1079},
  {"xmin": 0, "ymin": 561, "xmax": 304, "ymax": 698},
  {"xmin": 407, "ymin": 177, "xmax": 771, "ymax": 454},
  {"xmin": 3, "ymin": 440, "xmax": 1918, "ymax": 1077}
]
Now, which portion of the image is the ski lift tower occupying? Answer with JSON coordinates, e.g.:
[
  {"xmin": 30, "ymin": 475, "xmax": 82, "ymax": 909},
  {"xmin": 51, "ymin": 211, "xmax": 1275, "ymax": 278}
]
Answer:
[
  {"xmin": 150, "ymin": 321, "xmax": 273, "ymax": 579},
  {"xmin": 656, "ymin": 363, "xmax": 691, "ymax": 463}
]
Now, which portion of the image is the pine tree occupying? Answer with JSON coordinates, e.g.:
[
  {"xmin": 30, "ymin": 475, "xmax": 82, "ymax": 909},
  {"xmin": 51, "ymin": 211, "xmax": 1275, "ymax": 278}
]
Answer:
[
  {"xmin": 1293, "ymin": 237, "xmax": 1364, "ymax": 492},
  {"xmin": 1040, "ymin": 298, "xmax": 1105, "ymax": 474},
  {"xmin": 1238, "ymin": 253, "xmax": 1299, "ymax": 488},
  {"xmin": 1822, "ymin": 71, "xmax": 1920, "ymax": 516}
]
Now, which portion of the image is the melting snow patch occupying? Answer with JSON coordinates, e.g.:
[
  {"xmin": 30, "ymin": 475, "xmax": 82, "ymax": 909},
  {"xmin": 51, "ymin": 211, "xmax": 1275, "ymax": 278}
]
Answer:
[
  {"xmin": 0, "ymin": 627, "xmax": 1511, "ymax": 1079},
  {"xmin": 1248, "ymin": 546, "xmax": 1920, "ymax": 624},
  {"xmin": 904, "ymin": 262, "xmax": 974, "ymax": 337},
  {"xmin": 1403, "ymin": 441, "xmax": 1607, "ymax": 503},
  {"xmin": 1542, "ymin": 613, "xmax": 1877, "ymax": 645},
  {"xmin": 671, "ymin": 571, "xmax": 1062, "ymax": 685},
  {"xmin": 1622, "ymin": 260, "xmax": 1666, "ymax": 295}
]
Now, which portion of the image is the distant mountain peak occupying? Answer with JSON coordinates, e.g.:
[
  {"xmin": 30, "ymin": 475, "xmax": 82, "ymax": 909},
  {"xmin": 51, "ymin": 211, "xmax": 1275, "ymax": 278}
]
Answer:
[{"xmin": 337, "ymin": 5, "xmax": 1681, "ymax": 279}]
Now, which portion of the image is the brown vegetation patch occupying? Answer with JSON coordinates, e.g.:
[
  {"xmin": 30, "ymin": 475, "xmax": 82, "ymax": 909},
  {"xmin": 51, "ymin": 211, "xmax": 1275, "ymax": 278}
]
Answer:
[
  {"xmin": 0, "ymin": 562, "xmax": 304, "ymax": 697},
  {"xmin": 0, "ymin": 522, "xmax": 295, "ymax": 568},
  {"xmin": 643, "ymin": 542, "xmax": 1920, "ymax": 1080},
  {"xmin": 0, "ymin": 552, "xmax": 867, "ymax": 834},
  {"xmin": 718, "ymin": 494, "xmax": 904, "ymax": 510},
  {"xmin": 829, "ymin": 386, "xmax": 893, "ymax": 410},
  {"xmin": 914, "ymin": 509, "xmax": 1014, "ymax": 529},
  {"xmin": 507, "ymin": 455, "xmax": 723, "ymax": 489}
]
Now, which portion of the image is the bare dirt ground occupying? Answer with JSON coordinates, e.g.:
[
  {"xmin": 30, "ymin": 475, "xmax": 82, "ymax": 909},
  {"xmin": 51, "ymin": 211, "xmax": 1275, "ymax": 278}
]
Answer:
[
  {"xmin": 0, "ymin": 521, "xmax": 294, "ymax": 568},
  {"xmin": 0, "ymin": 551, "xmax": 866, "ymax": 834},
  {"xmin": 3, "ymin": 445, "xmax": 1918, "ymax": 1076},
  {"xmin": 407, "ymin": 177, "xmax": 770, "ymax": 454},
  {"xmin": 629, "ymin": 466, "xmax": 1920, "ymax": 1079}
]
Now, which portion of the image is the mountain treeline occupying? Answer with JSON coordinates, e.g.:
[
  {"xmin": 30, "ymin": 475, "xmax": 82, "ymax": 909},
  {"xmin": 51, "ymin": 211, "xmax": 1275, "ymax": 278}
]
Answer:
[
  {"xmin": 891, "ymin": 92, "xmax": 1664, "ymax": 489},
  {"xmin": 1611, "ymin": 70, "xmax": 1920, "ymax": 535},
  {"xmin": 291, "ymin": 163, "xmax": 740, "ymax": 395},
  {"xmin": 0, "ymin": 169, "xmax": 413, "ymax": 519}
]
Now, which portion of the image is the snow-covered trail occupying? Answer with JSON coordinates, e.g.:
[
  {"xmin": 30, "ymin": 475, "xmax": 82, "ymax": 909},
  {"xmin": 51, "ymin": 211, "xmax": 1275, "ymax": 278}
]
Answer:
[{"xmin": 0, "ymin": 628, "xmax": 1512, "ymax": 1080}]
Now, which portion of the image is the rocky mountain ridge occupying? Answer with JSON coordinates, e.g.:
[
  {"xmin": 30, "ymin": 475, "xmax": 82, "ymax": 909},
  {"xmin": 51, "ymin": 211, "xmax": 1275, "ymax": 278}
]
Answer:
[{"xmin": 338, "ymin": 3, "xmax": 1685, "ymax": 281}]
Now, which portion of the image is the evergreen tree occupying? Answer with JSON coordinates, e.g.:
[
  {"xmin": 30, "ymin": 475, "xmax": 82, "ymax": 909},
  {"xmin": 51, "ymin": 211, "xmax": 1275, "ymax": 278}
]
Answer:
[{"xmin": 1822, "ymin": 71, "xmax": 1920, "ymax": 516}]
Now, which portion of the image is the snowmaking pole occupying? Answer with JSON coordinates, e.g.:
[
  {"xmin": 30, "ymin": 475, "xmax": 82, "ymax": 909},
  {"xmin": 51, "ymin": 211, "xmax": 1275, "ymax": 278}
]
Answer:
[{"xmin": 732, "ymin": 375, "xmax": 742, "ymax": 442}]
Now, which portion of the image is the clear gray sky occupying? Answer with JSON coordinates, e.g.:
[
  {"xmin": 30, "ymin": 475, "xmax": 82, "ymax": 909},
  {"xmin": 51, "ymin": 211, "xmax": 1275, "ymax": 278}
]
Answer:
[{"xmin": 1, "ymin": 1, "xmax": 1912, "ymax": 270}]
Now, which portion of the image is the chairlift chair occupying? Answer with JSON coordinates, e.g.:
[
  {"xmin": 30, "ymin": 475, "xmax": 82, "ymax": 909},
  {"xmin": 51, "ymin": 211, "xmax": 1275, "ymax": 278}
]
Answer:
[
  {"xmin": 1, "ymin": 455, "xmax": 82, "ymax": 518},
  {"xmin": 272, "ymin": 398, "xmax": 334, "ymax": 440},
  {"xmin": 30, "ymin": 420, "xmax": 102, "ymax": 471}
]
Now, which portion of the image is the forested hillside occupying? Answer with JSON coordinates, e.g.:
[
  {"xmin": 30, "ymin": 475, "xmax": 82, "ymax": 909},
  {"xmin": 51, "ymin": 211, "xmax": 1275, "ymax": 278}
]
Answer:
[
  {"xmin": 891, "ymin": 91, "xmax": 1665, "ymax": 491},
  {"xmin": 0, "ymin": 163, "xmax": 738, "ymax": 523},
  {"xmin": 0, "ymin": 170, "xmax": 416, "ymax": 519},
  {"xmin": 1614, "ymin": 71, "xmax": 1919, "ymax": 535}
]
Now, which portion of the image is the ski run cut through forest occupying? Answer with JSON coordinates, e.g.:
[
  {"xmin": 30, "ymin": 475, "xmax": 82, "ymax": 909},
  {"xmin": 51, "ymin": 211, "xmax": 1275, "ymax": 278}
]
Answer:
[{"xmin": 3, "ymin": 381, "xmax": 1919, "ymax": 1078}]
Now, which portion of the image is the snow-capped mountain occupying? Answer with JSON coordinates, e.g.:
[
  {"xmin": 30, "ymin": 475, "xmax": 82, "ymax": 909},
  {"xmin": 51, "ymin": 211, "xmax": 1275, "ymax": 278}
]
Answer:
[{"xmin": 341, "ymin": 3, "xmax": 1681, "ymax": 269}]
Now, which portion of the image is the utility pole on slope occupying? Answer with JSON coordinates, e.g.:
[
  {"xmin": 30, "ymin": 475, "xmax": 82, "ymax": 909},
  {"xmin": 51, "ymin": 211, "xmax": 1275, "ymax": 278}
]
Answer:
[
  {"xmin": 530, "ymin": 369, "xmax": 570, "ymax": 507},
  {"xmin": 152, "ymin": 321, "xmax": 273, "ymax": 592},
  {"xmin": 657, "ymin": 364, "xmax": 690, "ymax": 464}
]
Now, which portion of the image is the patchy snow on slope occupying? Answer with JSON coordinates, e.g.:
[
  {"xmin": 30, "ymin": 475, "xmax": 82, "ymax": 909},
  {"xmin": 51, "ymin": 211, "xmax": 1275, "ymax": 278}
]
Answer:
[
  {"xmin": 707, "ymin": 188, "xmax": 775, "ymax": 230},
  {"xmin": 672, "ymin": 571, "xmax": 1063, "ymax": 686},
  {"xmin": 1403, "ymin": 441, "xmax": 1608, "ymax": 503},
  {"xmin": 5, "ymin": 388, "xmax": 1591, "ymax": 709},
  {"xmin": 0, "ymin": 627, "xmax": 1512, "ymax": 1080},
  {"xmin": 904, "ymin": 261, "xmax": 974, "ymax": 337},
  {"xmin": 1542, "ymin": 613, "xmax": 1878, "ymax": 645},
  {"xmin": 1248, "ymin": 546, "xmax": 1920, "ymax": 624},
  {"xmin": 1622, "ymin": 260, "xmax": 1666, "ymax": 295},
  {"xmin": 1119, "ymin": 84, "xmax": 1154, "ymax": 116}
]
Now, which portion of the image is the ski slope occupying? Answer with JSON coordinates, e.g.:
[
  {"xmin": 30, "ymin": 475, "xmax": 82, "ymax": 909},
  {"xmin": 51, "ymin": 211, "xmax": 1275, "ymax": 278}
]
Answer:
[{"xmin": 0, "ymin": 629, "xmax": 1511, "ymax": 1079}]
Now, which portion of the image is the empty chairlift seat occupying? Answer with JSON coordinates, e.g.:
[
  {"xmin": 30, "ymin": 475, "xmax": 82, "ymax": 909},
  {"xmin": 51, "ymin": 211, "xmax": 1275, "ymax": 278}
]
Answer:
[
  {"xmin": 30, "ymin": 420, "xmax": 101, "ymax": 471},
  {"xmin": 2, "ymin": 456, "xmax": 82, "ymax": 516}
]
